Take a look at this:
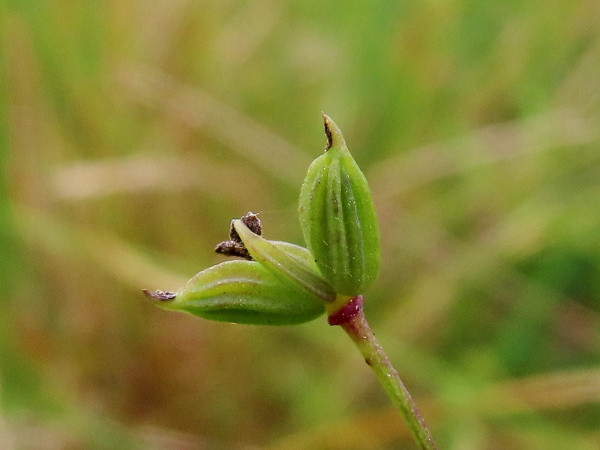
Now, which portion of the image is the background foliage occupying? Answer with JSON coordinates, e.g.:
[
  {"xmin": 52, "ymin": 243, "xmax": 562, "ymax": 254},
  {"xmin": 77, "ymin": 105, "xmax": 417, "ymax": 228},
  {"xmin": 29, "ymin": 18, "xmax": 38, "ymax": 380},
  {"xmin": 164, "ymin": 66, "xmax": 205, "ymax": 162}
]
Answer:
[{"xmin": 2, "ymin": 1, "xmax": 600, "ymax": 448}]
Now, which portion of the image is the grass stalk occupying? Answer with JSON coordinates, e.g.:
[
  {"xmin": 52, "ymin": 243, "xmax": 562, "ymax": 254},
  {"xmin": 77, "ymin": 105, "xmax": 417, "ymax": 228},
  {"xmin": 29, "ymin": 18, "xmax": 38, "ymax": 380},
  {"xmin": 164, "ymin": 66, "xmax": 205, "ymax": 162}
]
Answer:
[{"xmin": 329, "ymin": 296, "xmax": 437, "ymax": 449}]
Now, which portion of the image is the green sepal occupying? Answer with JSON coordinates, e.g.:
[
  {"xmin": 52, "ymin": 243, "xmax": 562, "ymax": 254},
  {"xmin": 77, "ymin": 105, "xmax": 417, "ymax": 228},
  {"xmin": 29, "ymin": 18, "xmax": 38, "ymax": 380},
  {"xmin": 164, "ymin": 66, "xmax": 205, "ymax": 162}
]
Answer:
[
  {"xmin": 154, "ymin": 260, "xmax": 325, "ymax": 325},
  {"xmin": 233, "ymin": 220, "xmax": 336, "ymax": 302},
  {"xmin": 298, "ymin": 114, "xmax": 380, "ymax": 296}
]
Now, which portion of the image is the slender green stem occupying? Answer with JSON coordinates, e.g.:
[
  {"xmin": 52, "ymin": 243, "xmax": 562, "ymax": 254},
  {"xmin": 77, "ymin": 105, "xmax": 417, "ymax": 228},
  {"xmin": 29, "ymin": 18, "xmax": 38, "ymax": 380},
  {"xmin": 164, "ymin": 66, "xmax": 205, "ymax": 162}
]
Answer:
[{"xmin": 329, "ymin": 296, "xmax": 437, "ymax": 449}]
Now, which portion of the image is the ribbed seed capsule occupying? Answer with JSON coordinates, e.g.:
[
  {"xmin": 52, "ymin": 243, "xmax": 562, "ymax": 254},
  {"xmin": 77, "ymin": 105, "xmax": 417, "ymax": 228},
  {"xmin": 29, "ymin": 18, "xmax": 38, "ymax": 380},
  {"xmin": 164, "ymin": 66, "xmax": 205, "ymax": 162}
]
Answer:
[
  {"xmin": 145, "ymin": 259, "xmax": 325, "ymax": 326},
  {"xmin": 145, "ymin": 214, "xmax": 335, "ymax": 325},
  {"xmin": 298, "ymin": 114, "xmax": 380, "ymax": 296}
]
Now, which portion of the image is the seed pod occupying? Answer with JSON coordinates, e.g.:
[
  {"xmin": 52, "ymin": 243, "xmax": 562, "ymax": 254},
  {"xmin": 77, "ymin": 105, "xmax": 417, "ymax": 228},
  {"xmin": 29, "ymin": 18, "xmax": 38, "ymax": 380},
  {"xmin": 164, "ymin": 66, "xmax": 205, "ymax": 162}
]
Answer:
[
  {"xmin": 145, "ymin": 259, "xmax": 325, "ymax": 325},
  {"xmin": 233, "ymin": 219, "xmax": 336, "ymax": 302},
  {"xmin": 298, "ymin": 114, "xmax": 380, "ymax": 296}
]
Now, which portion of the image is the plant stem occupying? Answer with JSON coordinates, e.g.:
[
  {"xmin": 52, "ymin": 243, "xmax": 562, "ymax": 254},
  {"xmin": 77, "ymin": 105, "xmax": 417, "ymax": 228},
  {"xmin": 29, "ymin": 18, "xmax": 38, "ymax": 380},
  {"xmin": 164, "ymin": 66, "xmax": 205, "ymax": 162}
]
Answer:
[{"xmin": 328, "ymin": 296, "xmax": 437, "ymax": 449}]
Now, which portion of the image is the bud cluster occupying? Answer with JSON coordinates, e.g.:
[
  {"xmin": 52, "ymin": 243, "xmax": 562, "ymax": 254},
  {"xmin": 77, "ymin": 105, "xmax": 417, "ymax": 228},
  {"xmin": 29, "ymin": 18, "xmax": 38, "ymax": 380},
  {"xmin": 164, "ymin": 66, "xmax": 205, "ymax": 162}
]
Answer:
[{"xmin": 145, "ymin": 115, "xmax": 380, "ymax": 325}]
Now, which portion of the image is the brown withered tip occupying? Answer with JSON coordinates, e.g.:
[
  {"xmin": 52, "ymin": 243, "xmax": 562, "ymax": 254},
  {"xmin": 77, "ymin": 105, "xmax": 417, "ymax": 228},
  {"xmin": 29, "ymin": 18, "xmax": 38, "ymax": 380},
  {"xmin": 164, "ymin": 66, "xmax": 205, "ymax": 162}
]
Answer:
[
  {"xmin": 229, "ymin": 212, "xmax": 262, "ymax": 242},
  {"xmin": 323, "ymin": 113, "xmax": 333, "ymax": 150},
  {"xmin": 322, "ymin": 113, "xmax": 346, "ymax": 152},
  {"xmin": 214, "ymin": 240, "xmax": 252, "ymax": 260},
  {"xmin": 143, "ymin": 289, "xmax": 176, "ymax": 301},
  {"xmin": 214, "ymin": 212, "xmax": 261, "ymax": 261},
  {"xmin": 241, "ymin": 212, "xmax": 262, "ymax": 235}
]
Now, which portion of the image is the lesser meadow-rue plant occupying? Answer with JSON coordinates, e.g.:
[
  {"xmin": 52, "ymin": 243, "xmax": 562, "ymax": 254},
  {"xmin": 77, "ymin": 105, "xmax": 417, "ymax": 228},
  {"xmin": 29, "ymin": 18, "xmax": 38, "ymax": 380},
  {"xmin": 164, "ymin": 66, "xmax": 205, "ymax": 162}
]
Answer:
[{"xmin": 144, "ymin": 114, "xmax": 437, "ymax": 449}]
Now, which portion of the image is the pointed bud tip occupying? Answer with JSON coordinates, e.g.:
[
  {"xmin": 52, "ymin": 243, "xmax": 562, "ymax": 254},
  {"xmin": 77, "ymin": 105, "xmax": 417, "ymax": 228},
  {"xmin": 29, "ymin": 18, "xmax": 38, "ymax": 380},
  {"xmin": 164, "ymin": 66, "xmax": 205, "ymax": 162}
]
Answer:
[
  {"xmin": 321, "ymin": 113, "xmax": 345, "ymax": 151},
  {"xmin": 143, "ymin": 289, "xmax": 176, "ymax": 301}
]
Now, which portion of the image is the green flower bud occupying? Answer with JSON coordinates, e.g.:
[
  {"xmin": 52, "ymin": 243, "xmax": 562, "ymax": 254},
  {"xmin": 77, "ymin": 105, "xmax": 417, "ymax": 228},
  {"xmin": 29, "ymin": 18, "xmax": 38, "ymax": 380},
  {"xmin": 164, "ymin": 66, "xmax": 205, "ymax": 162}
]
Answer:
[
  {"xmin": 233, "ymin": 219, "xmax": 336, "ymax": 302},
  {"xmin": 298, "ymin": 114, "xmax": 380, "ymax": 296},
  {"xmin": 144, "ymin": 259, "xmax": 325, "ymax": 325}
]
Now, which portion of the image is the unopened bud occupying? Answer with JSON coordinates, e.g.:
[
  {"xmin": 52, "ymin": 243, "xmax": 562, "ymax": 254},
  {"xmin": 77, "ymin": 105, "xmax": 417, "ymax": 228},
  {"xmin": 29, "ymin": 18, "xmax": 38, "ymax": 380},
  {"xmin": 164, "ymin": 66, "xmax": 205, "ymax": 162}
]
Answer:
[{"xmin": 298, "ymin": 114, "xmax": 380, "ymax": 296}]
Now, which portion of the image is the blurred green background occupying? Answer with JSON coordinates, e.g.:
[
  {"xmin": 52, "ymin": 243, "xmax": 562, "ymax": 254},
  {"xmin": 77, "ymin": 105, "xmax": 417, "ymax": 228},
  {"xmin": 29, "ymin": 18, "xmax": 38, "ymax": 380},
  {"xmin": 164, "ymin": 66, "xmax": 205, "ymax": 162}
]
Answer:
[{"xmin": 2, "ymin": 0, "xmax": 600, "ymax": 448}]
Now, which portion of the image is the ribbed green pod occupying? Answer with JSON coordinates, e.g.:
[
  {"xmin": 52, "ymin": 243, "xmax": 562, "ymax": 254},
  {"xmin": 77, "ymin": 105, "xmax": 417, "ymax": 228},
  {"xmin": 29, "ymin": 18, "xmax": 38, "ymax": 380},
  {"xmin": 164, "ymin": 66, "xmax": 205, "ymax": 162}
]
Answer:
[
  {"xmin": 150, "ymin": 260, "xmax": 325, "ymax": 325},
  {"xmin": 298, "ymin": 114, "xmax": 380, "ymax": 296}
]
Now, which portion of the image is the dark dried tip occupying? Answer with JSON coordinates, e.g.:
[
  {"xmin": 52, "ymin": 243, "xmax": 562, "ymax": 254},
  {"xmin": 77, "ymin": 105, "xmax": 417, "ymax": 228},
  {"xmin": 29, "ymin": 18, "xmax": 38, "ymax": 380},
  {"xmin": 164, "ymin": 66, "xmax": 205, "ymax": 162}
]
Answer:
[
  {"xmin": 143, "ymin": 289, "xmax": 176, "ymax": 301},
  {"xmin": 322, "ymin": 113, "xmax": 345, "ymax": 152},
  {"xmin": 230, "ymin": 212, "xmax": 262, "ymax": 242},
  {"xmin": 240, "ymin": 212, "xmax": 262, "ymax": 236},
  {"xmin": 323, "ymin": 114, "xmax": 333, "ymax": 150},
  {"xmin": 215, "ymin": 241, "xmax": 253, "ymax": 260},
  {"xmin": 215, "ymin": 212, "xmax": 261, "ymax": 261},
  {"xmin": 328, "ymin": 295, "xmax": 364, "ymax": 326}
]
